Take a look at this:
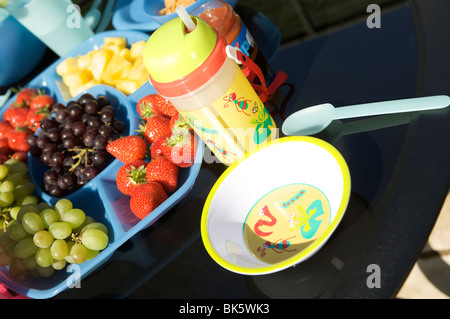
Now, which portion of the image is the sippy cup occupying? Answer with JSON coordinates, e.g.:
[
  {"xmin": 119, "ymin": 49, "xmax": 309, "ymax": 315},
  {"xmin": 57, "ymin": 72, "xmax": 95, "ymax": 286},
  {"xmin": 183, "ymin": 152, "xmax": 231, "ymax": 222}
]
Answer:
[{"xmin": 143, "ymin": 9, "xmax": 278, "ymax": 165}]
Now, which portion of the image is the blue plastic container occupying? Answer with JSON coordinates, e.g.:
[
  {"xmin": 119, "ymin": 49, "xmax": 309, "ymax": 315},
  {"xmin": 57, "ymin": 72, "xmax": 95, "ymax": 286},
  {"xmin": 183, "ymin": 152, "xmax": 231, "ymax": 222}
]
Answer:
[
  {"xmin": 0, "ymin": 30, "xmax": 204, "ymax": 299},
  {"xmin": 0, "ymin": 8, "xmax": 47, "ymax": 87}
]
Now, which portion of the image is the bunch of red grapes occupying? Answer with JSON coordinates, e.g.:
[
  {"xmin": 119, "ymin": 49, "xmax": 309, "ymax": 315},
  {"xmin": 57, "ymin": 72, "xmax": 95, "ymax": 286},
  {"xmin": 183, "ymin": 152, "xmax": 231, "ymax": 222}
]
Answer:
[{"xmin": 27, "ymin": 93, "xmax": 126, "ymax": 197}]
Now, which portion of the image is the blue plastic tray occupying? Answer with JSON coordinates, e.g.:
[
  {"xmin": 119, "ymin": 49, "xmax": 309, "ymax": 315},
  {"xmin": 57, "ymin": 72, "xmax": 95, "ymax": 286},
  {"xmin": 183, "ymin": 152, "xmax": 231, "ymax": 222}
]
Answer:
[{"xmin": 0, "ymin": 30, "xmax": 204, "ymax": 299}]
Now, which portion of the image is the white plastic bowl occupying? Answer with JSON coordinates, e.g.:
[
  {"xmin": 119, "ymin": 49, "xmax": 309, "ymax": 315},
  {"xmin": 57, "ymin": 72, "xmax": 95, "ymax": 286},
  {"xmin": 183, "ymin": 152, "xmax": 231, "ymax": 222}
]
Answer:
[{"xmin": 201, "ymin": 136, "xmax": 351, "ymax": 275}]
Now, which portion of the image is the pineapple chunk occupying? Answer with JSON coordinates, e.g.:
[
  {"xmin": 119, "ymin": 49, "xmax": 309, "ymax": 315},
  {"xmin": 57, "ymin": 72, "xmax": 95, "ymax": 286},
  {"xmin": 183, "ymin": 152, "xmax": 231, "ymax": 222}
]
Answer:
[
  {"xmin": 115, "ymin": 80, "xmax": 141, "ymax": 96},
  {"xmin": 69, "ymin": 79, "xmax": 102, "ymax": 98},
  {"xmin": 101, "ymin": 54, "xmax": 132, "ymax": 85},
  {"xmin": 90, "ymin": 49, "xmax": 114, "ymax": 80},
  {"xmin": 62, "ymin": 69, "xmax": 93, "ymax": 88},
  {"xmin": 100, "ymin": 43, "xmax": 123, "ymax": 55},
  {"xmin": 77, "ymin": 51, "xmax": 92, "ymax": 70},
  {"xmin": 119, "ymin": 48, "xmax": 132, "ymax": 62},
  {"xmin": 129, "ymin": 41, "xmax": 146, "ymax": 61},
  {"xmin": 58, "ymin": 38, "xmax": 150, "ymax": 97},
  {"xmin": 103, "ymin": 37, "xmax": 127, "ymax": 48},
  {"xmin": 118, "ymin": 64, "xmax": 132, "ymax": 80},
  {"xmin": 56, "ymin": 57, "xmax": 80, "ymax": 76},
  {"xmin": 128, "ymin": 56, "xmax": 148, "ymax": 84}
]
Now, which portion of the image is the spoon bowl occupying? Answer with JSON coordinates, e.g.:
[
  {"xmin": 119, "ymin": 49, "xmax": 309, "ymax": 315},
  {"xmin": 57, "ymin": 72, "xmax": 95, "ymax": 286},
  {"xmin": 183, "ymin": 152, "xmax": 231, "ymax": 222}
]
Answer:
[{"xmin": 282, "ymin": 103, "xmax": 335, "ymax": 136}]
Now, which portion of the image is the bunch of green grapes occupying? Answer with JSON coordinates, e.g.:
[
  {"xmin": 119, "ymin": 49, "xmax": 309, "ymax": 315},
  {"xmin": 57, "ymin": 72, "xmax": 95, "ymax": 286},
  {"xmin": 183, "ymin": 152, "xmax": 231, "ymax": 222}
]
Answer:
[{"xmin": 0, "ymin": 159, "xmax": 109, "ymax": 279}]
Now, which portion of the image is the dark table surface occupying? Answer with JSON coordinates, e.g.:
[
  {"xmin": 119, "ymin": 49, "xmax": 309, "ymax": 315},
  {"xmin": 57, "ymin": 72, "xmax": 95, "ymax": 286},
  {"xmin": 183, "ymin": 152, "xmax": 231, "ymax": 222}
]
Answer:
[{"xmin": 1, "ymin": 0, "xmax": 449, "ymax": 300}]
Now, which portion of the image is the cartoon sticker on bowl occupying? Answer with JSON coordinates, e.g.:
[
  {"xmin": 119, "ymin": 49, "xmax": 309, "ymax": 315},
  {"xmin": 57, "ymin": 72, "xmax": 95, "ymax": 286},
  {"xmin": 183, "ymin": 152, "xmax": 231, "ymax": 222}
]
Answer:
[
  {"xmin": 244, "ymin": 183, "xmax": 331, "ymax": 264},
  {"xmin": 256, "ymin": 236, "xmax": 297, "ymax": 258},
  {"xmin": 289, "ymin": 199, "xmax": 327, "ymax": 239}
]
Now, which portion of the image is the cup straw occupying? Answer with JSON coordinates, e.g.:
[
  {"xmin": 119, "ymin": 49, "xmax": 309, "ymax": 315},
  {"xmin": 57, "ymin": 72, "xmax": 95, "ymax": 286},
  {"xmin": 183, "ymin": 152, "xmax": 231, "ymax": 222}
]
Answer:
[{"xmin": 176, "ymin": 5, "xmax": 196, "ymax": 32}]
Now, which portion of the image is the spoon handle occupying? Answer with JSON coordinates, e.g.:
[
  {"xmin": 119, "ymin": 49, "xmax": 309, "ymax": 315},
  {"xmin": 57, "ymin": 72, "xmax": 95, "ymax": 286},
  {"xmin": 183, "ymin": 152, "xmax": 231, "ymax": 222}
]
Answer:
[{"xmin": 333, "ymin": 95, "xmax": 450, "ymax": 120}]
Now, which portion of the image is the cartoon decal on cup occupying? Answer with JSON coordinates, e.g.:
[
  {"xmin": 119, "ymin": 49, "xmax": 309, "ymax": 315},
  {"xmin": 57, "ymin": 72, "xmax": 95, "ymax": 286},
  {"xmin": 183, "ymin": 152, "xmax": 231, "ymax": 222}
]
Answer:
[
  {"xmin": 223, "ymin": 92, "xmax": 255, "ymax": 116},
  {"xmin": 250, "ymin": 102, "xmax": 274, "ymax": 145},
  {"xmin": 244, "ymin": 183, "xmax": 331, "ymax": 264}
]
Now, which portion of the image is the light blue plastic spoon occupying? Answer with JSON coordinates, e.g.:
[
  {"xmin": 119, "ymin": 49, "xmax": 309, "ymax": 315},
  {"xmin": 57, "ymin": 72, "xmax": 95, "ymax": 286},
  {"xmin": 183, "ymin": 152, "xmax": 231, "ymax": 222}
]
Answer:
[{"xmin": 282, "ymin": 95, "xmax": 450, "ymax": 136}]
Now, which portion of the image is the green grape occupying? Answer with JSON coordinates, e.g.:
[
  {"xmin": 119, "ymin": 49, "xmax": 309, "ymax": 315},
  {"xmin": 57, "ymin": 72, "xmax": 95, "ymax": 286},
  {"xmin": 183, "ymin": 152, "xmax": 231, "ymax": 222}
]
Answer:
[
  {"xmin": 13, "ymin": 182, "xmax": 35, "ymax": 199},
  {"xmin": 86, "ymin": 248, "xmax": 99, "ymax": 261},
  {"xmin": 52, "ymin": 258, "xmax": 66, "ymax": 270},
  {"xmin": 66, "ymin": 240, "xmax": 74, "ymax": 249},
  {"xmin": 73, "ymin": 215, "xmax": 95, "ymax": 233},
  {"xmin": 6, "ymin": 241, "xmax": 17, "ymax": 257},
  {"xmin": 0, "ymin": 232, "xmax": 13, "ymax": 250},
  {"xmin": 14, "ymin": 237, "xmax": 38, "ymax": 259},
  {"xmin": 36, "ymin": 266, "xmax": 54, "ymax": 278},
  {"xmin": 0, "ymin": 251, "xmax": 13, "ymax": 266},
  {"xmin": 16, "ymin": 195, "xmax": 39, "ymax": 206},
  {"xmin": 22, "ymin": 212, "xmax": 44, "ymax": 235},
  {"xmin": 0, "ymin": 164, "xmax": 8, "ymax": 180},
  {"xmin": 51, "ymin": 239, "xmax": 68, "ymax": 260},
  {"xmin": 33, "ymin": 230, "xmax": 54, "ymax": 248},
  {"xmin": 66, "ymin": 243, "xmax": 88, "ymax": 264},
  {"xmin": 62, "ymin": 208, "xmax": 85, "ymax": 229},
  {"xmin": 55, "ymin": 198, "xmax": 73, "ymax": 220},
  {"xmin": 0, "ymin": 191, "xmax": 14, "ymax": 206},
  {"xmin": 9, "ymin": 257, "xmax": 26, "ymax": 279},
  {"xmin": 49, "ymin": 222, "xmax": 72, "ymax": 239},
  {"xmin": 9, "ymin": 206, "xmax": 21, "ymax": 220},
  {"xmin": 23, "ymin": 255, "xmax": 38, "ymax": 270},
  {"xmin": 5, "ymin": 172, "xmax": 24, "ymax": 186},
  {"xmin": 35, "ymin": 247, "xmax": 53, "ymax": 267},
  {"xmin": 4, "ymin": 158, "xmax": 28, "ymax": 175},
  {"xmin": 8, "ymin": 222, "xmax": 30, "ymax": 241},
  {"xmin": 37, "ymin": 201, "xmax": 51, "ymax": 212},
  {"xmin": 64, "ymin": 241, "xmax": 74, "ymax": 263},
  {"xmin": 82, "ymin": 222, "xmax": 108, "ymax": 235},
  {"xmin": 81, "ymin": 229, "xmax": 109, "ymax": 251},
  {"xmin": 0, "ymin": 180, "xmax": 14, "ymax": 192},
  {"xmin": 16, "ymin": 204, "xmax": 39, "ymax": 223},
  {"xmin": 39, "ymin": 208, "xmax": 59, "ymax": 229}
]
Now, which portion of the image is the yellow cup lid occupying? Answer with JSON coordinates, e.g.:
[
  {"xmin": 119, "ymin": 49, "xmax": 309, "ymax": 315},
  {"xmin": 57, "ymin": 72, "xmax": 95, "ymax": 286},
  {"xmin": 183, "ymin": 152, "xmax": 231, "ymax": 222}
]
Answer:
[{"xmin": 143, "ymin": 16, "xmax": 217, "ymax": 83}]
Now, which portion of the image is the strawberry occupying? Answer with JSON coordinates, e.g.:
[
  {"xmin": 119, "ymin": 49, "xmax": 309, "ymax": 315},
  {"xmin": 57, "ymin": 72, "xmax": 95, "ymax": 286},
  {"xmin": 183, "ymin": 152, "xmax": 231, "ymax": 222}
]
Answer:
[
  {"xmin": 15, "ymin": 87, "xmax": 37, "ymax": 107},
  {"xmin": 29, "ymin": 91, "xmax": 55, "ymax": 111},
  {"xmin": 106, "ymin": 135, "xmax": 148, "ymax": 164},
  {"xmin": 136, "ymin": 94, "xmax": 161, "ymax": 120},
  {"xmin": 150, "ymin": 134, "xmax": 171, "ymax": 159},
  {"xmin": 142, "ymin": 115, "xmax": 172, "ymax": 144},
  {"xmin": 169, "ymin": 113, "xmax": 193, "ymax": 135},
  {"xmin": 162, "ymin": 132, "xmax": 197, "ymax": 168},
  {"xmin": 25, "ymin": 107, "xmax": 51, "ymax": 132},
  {"xmin": 7, "ymin": 126, "xmax": 32, "ymax": 152},
  {"xmin": 116, "ymin": 160, "xmax": 148, "ymax": 196},
  {"xmin": 0, "ymin": 138, "xmax": 11, "ymax": 155},
  {"xmin": 0, "ymin": 121, "xmax": 14, "ymax": 139},
  {"xmin": 3, "ymin": 107, "xmax": 29, "ymax": 128},
  {"xmin": 146, "ymin": 156, "xmax": 179, "ymax": 193},
  {"xmin": 130, "ymin": 182, "xmax": 168, "ymax": 220},
  {"xmin": 154, "ymin": 94, "xmax": 178, "ymax": 118}
]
